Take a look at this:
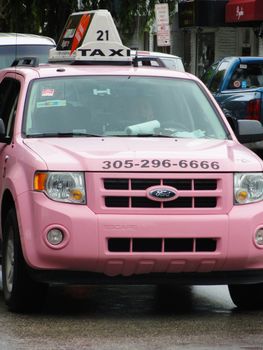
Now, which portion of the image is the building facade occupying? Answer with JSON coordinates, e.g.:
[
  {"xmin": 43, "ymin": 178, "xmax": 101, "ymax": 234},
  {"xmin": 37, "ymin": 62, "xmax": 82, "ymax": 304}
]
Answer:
[
  {"xmin": 120, "ymin": 0, "xmax": 263, "ymax": 77},
  {"xmin": 177, "ymin": 0, "xmax": 263, "ymax": 76}
]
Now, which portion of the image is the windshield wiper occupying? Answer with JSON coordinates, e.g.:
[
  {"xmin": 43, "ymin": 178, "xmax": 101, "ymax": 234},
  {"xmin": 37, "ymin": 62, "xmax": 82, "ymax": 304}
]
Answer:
[
  {"xmin": 131, "ymin": 133, "xmax": 174, "ymax": 138},
  {"xmin": 27, "ymin": 132, "xmax": 102, "ymax": 138},
  {"xmin": 109, "ymin": 134, "xmax": 175, "ymax": 138},
  {"xmin": 27, "ymin": 132, "xmax": 177, "ymax": 138}
]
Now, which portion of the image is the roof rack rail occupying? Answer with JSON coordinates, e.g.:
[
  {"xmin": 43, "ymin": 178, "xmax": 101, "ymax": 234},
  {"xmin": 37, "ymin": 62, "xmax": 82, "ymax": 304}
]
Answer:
[{"xmin": 11, "ymin": 57, "xmax": 39, "ymax": 67}]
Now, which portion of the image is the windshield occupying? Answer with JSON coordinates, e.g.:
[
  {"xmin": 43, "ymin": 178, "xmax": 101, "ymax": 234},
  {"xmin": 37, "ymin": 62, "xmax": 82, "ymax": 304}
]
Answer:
[
  {"xmin": 0, "ymin": 45, "xmax": 54, "ymax": 69},
  {"xmin": 23, "ymin": 76, "xmax": 228, "ymax": 140}
]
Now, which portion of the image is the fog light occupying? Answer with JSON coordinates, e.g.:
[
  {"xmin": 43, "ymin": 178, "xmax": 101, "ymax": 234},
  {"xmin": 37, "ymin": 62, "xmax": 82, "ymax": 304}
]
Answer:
[
  {"xmin": 47, "ymin": 229, "xmax": 64, "ymax": 245},
  {"xmin": 255, "ymin": 229, "xmax": 263, "ymax": 246}
]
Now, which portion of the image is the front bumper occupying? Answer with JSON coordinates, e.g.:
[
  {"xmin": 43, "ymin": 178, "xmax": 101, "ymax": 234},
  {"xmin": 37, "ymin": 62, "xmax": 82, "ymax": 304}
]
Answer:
[
  {"xmin": 29, "ymin": 268, "xmax": 263, "ymax": 286},
  {"xmin": 17, "ymin": 191, "xmax": 263, "ymax": 282}
]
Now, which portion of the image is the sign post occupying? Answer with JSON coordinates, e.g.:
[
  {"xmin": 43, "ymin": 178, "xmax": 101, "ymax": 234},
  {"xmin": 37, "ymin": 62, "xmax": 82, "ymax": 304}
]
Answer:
[{"xmin": 155, "ymin": 3, "xmax": 170, "ymax": 47}]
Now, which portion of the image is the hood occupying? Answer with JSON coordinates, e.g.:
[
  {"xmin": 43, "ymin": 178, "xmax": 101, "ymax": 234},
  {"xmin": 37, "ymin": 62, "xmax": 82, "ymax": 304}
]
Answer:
[{"xmin": 23, "ymin": 137, "xmax": 263, "ymax": 172}]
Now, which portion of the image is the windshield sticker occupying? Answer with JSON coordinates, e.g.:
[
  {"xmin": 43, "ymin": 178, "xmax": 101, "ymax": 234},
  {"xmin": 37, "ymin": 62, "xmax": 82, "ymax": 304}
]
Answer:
[
  {"xmin": 93, "ymin": 89, "xmax": 111, "ymax": 96},
  {"xmin": 239, "ymin": 64, "xmax": 247, "ymax": 69},
  {"xmin": 233, "ymin": 80, "xmax": 241, "ymax": 88},
  {"xmin": 36, "ymin": 100, "xmax": 67, "ymax": 108},
  {"xmin": 41, "ymin": 89, "xmax": 55, "ymax": 97},
  {"xmin": 241, "ymin": 80, "xmax": 247, "ymax": 89}
]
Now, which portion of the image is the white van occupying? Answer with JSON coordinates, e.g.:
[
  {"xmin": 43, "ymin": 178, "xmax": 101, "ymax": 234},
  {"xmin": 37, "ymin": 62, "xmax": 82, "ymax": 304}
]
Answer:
[{"xmin": 0, "ymin": 33, "xmax": 55, "ymax": 69}]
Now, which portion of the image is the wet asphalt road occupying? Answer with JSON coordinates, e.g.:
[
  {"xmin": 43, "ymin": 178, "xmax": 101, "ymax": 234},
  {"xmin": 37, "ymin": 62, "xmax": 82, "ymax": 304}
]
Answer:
[{"xmin": 0, "ymin": 269, "xmax": 263, "ymax": 350}]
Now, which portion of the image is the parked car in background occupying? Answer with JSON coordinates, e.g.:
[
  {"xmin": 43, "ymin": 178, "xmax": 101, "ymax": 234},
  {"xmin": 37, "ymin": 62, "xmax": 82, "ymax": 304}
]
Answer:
[
  {"xmin": 0, "ymin": 33, "xmax": 56, "ymax": 69},
  {"xmin": 131, "ymin": 50, "xmax": 185, "ymax": 72},
  {"xmin": 201, "ymin": 56, "xmax": 263, "ymax": 151}
]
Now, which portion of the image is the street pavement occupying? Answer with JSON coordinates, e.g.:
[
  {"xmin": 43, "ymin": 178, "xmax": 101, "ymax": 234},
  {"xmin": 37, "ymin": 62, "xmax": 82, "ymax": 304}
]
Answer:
[{"xmin": 1, "ymin": 266, "xmax": 263, "ymax": 350}]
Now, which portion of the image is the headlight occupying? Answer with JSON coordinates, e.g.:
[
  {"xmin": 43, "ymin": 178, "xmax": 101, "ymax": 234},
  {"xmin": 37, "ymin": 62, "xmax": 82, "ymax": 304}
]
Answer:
[
  {"xmin": 234, "ymin": 173, "xmax": 263, "ymax": 204},
  {"xmin": 34, "ymin": 171, "xmax": 86, "ymax": 204}
]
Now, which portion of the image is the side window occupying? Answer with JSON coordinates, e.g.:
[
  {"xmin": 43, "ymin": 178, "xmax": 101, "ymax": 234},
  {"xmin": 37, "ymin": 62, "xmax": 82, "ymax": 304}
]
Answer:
[
  {"xmin": 228, "ymin": 67, "xmax": 246, "ymax": 89},
  {"xmin": 201, "ymin": 63, "xmax": 217, "ymax": 86},
  {"xmin": 209, "ymin": 61, "xmax": 228, "ymax": 93},
  {"xmin": 162, "ymin": 58, "xmax": 185, "ymax": 72},
  {"xmin": 136, "ymin": 58, "xmax": 165, "ymax": 68},
  {"xmin": 228, "ymin": 64, "xmax": 263, "ymax": 89},
  {"xmin": 0, "ymin": 78, "xmax": 20, "ymax": 137}
]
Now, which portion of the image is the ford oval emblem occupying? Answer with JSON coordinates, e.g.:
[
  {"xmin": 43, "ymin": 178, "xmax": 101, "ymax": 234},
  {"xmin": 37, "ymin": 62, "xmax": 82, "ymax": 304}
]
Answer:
[{"xmin": 148, "ymin": 186, "xmax": 177, "ymax": 202}]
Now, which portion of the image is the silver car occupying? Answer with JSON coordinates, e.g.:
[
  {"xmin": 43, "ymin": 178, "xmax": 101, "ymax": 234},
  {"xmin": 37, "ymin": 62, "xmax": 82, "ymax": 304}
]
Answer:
[{"xmin": 0, "ymin": 33, "xmax": 55, "ymax": 69}]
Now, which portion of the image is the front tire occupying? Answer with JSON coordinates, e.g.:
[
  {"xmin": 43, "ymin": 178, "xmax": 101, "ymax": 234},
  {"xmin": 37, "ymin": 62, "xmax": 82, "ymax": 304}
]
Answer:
[
  {"xmin": 2, "ymin": 208, "xmax": 48, "ymax": 313},
  {"xmin": 228, "ymin": 283, "xmax": 263, "ymax": 309}
]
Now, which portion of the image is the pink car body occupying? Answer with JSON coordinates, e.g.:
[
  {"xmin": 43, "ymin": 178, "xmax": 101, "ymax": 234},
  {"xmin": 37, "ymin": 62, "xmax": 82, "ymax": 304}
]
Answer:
[
  {"xmin": 2, "ymin": 4, "xmax": 263, "ymax": 309},
  {"xmin": 0, "ymin": 64, "xmax": 263, "ymax": 283}
]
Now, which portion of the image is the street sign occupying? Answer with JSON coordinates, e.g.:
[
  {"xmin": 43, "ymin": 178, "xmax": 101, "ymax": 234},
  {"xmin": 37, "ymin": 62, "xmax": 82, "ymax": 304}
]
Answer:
[
  {"xmin": 157, "ymin": 24, "xmax": 171, "ymax": 47},
  {"xmin": 155, "ymin": 3, "xmax": 169, "ymax": 26},
  {"xmin": 155, "ymin": 3, "xmax": 170, "ymax": 47}
]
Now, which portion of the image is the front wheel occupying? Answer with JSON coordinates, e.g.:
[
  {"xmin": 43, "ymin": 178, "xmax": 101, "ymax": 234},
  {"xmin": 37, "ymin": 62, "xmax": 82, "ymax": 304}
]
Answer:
[
  {"xmin": 228, "ymin": 283, "xmax": 263, "ymax": 309},
  {"xmin": 2, "ymin": 208, "xmax": 48, "ymax": 313}
]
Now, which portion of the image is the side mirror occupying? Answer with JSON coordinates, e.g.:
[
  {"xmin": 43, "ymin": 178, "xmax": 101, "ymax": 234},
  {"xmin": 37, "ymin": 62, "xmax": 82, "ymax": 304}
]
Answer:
[
  {"xmin": 226, "ymin": 115, "xmax": 237, "ymax": 132},
  {"xmin": 235, "ymin": 119, "xmax": 263, "ymax": 143}
]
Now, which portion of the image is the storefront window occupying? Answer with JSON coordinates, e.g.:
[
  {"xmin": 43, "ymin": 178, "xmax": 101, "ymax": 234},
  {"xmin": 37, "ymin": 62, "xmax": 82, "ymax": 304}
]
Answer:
[{"xmin": 196, "ymin": 32, "xmax": 215, "ymax": 77}]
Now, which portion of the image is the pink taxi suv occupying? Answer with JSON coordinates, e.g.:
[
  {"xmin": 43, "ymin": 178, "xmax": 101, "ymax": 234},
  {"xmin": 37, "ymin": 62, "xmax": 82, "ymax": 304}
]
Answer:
[{"xmin": 1, "ymin": 10, "xmax": 263, "ymax": 312}]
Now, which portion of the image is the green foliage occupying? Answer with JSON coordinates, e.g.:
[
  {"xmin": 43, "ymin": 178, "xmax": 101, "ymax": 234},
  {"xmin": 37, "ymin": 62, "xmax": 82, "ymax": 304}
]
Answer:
[
  {"xmin": 0, "ymin": 0, "xmax": 40, "ymax": 33},
  {"xmin": 0, "ymin": 0, "xmax": 78, "ymax": 40},
  {"xmin": 40, "ymin": 0, "xmax": 78, "ymax": 41},
  {"xmin": 0, "ymin": 0, "xmax": 177, "ymax": 42},
  {"xmin": 81, "ymin": 0, "xmax": 177, "ymax": 42}
]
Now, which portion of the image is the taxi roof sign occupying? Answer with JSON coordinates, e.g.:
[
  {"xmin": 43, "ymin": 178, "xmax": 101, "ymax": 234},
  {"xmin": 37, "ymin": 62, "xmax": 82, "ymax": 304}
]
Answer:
[{"xmin": 49, "ymin": 10, "xmax": 132, "ymax": 64}]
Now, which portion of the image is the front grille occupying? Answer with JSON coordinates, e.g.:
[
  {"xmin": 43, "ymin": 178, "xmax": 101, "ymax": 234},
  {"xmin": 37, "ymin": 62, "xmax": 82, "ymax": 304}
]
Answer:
[
  {"xmin": 87, "ymin": 172, "xmax": 232, "ymax": 214},
  {"xmin": 104, "ymin": 178, "xmax": 218, "ymax": 208},
  {"xmin": 108, "ymin": 238, "xmax": 217, "ymax": 253},
  {"xmin": 104, "ymin": 178, "xmax": 217, "ymax": 191}
]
